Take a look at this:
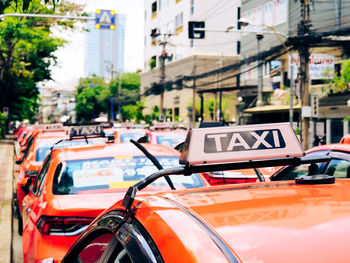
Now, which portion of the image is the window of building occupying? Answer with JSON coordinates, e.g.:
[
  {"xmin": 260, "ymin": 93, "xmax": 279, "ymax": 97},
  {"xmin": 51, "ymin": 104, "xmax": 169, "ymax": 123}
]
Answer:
[
  {"xmin": 190, "ymin": 39, "xmax": 194, "ymax": 47},
  {"xmin": 237, "ymin": 7, "xmax": 241, "ymax": 29},
  {"xmin": 150, "ymin": 55, "xmax": 157, "ymax": 69},
  {"xmin": 237, "ymin": 41, "xmax": 241, "ymax": 54},
  {"xmin": 190, "ymin": 0, "xmax": 194, "ymax": 14},
  {"xmin": 152, "ymin": 1, "xmax": 157, "ymax": 13},
  {"xmin": 144, "ymin": 10, "xmax": 147, "ymax": 21},
  {"xmin": 175, "ymin": 12, "xmax": 183, "ymax": 33}
]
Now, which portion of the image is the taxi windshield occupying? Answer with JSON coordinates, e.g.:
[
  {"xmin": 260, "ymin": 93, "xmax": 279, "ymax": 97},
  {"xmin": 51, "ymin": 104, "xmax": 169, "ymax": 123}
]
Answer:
[
  {"xmin": 52, "ymin": 156, "xmax": 204, "ymax": 195},
  {"xmin": 35, "ymin": 140, "xmax": 105, "ymax": 162},
  {"xmin": 120, "ymin": 132, "xmax": 145, "ymax": 143},
  {"xmin": 156, "ymin": 134, "xmax": 186, "ymax": 147}
]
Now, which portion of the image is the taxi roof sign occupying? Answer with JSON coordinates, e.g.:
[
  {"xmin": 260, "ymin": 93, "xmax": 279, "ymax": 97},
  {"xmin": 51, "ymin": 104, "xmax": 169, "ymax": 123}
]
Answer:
[
  {"xmin": 35, "ymin": 123, "xmax": 64, "ymax": 131},
  {"xmin": 180, "ymin": 123, "xmax": 303, "ymax": 165},
  {"xmin": 153, "ymin": 122, "xmax": 170, "ymax": 129},
  {"xmin": 70, "ymin": 125, "xmax": 104, "ymax": 138}
]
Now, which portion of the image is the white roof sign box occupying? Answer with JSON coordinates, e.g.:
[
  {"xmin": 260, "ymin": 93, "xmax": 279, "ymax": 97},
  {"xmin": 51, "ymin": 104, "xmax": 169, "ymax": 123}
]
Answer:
[
  {"xmin": 180, "ymin": 123, "xmax": 303, "ymax": 165},
  {"xmin": 70, "ymin": 125, "xmax": 104, "ymax": 137},
  {"xmin": 35, "ymin": 123, "xmax": 65, "ymax": 131}
]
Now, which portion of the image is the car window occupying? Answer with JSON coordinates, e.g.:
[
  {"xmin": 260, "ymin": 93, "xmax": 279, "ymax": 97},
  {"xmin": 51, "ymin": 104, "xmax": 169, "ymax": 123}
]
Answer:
[
  {"xmin": 271, "ymin": 150, "xmax": 330, "ymax": 181},
  {"xmin": 32, "ymin": 154, "xmax": 52, "ymax": 196},
  {"xmin": 35, "ymin": 140, "xmax": 105, "ymax": 162},
  {"xmin": 21, "ymin": 134, "xmax": 36, "ymax": 161},
  {"xmin": 120, "ymin": 132, "xmax": 145, "ymax": 143},
  {"xmin": 76, "ymin": 233, "xmax": 114, "ymax": 263},
  {"xmin": 53, "ymin": 156, "xmax": 205, "ymax": 195},
  {"xmin": 156, "ymin": 134, "xmax": 186, "ymax": 147},
  {"xmin": 325, "ymin": 159, "xmax": 350, "ymax": 178}
]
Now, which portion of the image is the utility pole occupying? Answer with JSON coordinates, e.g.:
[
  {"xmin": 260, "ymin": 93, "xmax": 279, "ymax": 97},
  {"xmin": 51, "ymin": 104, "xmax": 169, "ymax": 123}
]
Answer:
[
  {"xmin": 256, "ymin": 33, "xmax": 264, "ymax": 107},
  {"xmin": 158, "ymin": 34, "xmax": 173, "ymax": 121},
  {"xmin": 298, "ymin": 0, "xmax": 311, "ymax": 149},
  {"xmin": 110, "ymin": 64, "xmax": 122, "ymax": 122}
]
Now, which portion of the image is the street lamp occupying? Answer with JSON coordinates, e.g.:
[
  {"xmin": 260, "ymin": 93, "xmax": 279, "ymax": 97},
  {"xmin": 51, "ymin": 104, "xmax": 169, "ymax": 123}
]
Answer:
[{"xmin": 238, "ymin": 19, "xmax": 293, "ymax": 124}]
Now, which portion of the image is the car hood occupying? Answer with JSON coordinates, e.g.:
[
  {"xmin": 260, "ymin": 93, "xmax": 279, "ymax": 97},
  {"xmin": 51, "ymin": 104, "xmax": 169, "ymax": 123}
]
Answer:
[{"xmin": 157, "ymin": 180, "xmax": 350, "ymax": 263}]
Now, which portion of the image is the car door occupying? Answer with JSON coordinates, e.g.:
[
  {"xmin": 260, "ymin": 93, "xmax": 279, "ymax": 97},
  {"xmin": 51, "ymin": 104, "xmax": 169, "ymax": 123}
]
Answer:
[
  {"xmin": 62, "ymin": 210, "xmax": 163, "ymax": 263},
  {"xmin": 22, "ymin": 154, "xmax": 52, "ymax": 229}
]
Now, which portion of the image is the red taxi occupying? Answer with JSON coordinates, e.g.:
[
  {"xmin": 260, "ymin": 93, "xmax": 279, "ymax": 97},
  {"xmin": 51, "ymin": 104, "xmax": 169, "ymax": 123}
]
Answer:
[
  {"xmin": 22, "ymin": 126, "xmax": 208, "ymax": 263},
  {"xmin": 62, "ymin": 123, "xmax": 349, "ymax": 263}
]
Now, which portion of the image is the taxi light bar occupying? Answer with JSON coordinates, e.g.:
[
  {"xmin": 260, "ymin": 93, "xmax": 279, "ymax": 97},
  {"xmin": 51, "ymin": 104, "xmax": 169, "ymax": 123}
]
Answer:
[
  {"xmin": 120, "ymin": 122, "xmax": 133, "ymax": 128},
  {"xmin": 36, "ymin": 215, "xmax": 93, "ymax": 235},
  {"xmin": 69, "ymin": 125, "xmax": 104, "ymax": 138},
  {"xmin": 180, "ymin": 123, "xmax": 303, "ymax": 165},
  {"xmin": 34, "ymin": 123, "xmax": 65, "ymax": 131},
  {"xmin": 153, "ymin": 122, "xmax": 170, "ymax": 129}
]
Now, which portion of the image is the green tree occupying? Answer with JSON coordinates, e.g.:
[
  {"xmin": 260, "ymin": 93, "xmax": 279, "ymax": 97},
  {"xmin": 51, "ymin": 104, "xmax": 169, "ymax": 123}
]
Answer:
[
  {"xmin": 324, "ymin": 59, "xmax": 350, "ymax": 95},
  {"xmin": 121, "ymin": 101, "xmax": 145, "ymax": 123},
  {"xmin": 0, "ymin": 0, "xmax": 84, "ymax": 125},
  {"xmin": 75, "ymin": 76, "xmax": 108, "ymax": 123},
  {"xmin": 110, "ymin": 73, "xmax": 140, "ymax": 110}
]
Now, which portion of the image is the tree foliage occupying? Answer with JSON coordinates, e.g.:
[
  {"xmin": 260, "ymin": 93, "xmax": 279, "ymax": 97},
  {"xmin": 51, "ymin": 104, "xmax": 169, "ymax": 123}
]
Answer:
[
  {"xmin": 0, "ymin": 0, "xmax": 84, "ymax": 123},
  {"xmin": 75, "ymin": 73, "xmax": 143, "ymax": 123},
  {"xmin": 324, "ymin": 59, "xmax": 350, "ymax": 95},
  {"xmin": 75, "ymin": 76, "xmax": 109, "ymax": 123}
]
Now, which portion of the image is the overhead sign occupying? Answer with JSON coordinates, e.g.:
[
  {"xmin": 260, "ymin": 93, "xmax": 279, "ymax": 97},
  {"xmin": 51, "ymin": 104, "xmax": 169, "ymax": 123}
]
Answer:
[
  {"xmin": 70, "ymin": 125, "xmax": 104, "ymax": 137},
  {"xmin": 188, "ymin": 21, "xmax": 205, "ymax": 39},
  {"xmin": 180, "ymin": 123, "xmax": 303, "ymax": 165},
  {"xmin": 288, "ymin": 53, "xmax": 334, "ymax": 80},
  {"xmin": 95, "ymin": 9, "xmax": 116, "ymax": 30}
]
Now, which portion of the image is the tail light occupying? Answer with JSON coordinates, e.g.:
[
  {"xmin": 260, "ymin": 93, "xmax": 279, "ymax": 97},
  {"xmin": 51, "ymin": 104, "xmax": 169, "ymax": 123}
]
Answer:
[
  {"xmin": 36, "ymin": 215, "xmax": 93, "ymax": 236},
  {"xmin": 36, "ymin": 258, "xmax": 61, "ymax": 263}
]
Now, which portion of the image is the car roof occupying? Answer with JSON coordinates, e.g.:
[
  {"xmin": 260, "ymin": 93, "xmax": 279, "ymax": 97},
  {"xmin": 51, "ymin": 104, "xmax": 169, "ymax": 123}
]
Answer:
[
  {"xmin": 307, "ymin": 143, "xmax": 350, "ymax": 154},
  {"xmin": 131, "ymin": 179, "xmax": 350, "ymax": 262},
  {"xmin": 52, "ymin": 143, "xmax": 179, "ymax": 161}
]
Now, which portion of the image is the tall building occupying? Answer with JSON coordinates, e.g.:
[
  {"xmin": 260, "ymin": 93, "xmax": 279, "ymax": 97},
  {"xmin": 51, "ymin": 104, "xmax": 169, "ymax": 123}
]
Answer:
[{"xmin": 85, "ymin": 13, "xmax": 126, "ymax": 79}]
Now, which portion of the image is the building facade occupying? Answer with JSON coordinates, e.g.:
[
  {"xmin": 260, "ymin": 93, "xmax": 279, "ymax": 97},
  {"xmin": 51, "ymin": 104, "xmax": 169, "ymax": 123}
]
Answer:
[
  {"xmin": 240, "ymin": 0, "xmax": 350, "ymax": 146},
  {"xmin": 85, "ymin": 13, "xmax": 126, "ymax": 79},
  {"xmin": 142, "ymin": 0, "xmax": 241, "ymax": 126}
]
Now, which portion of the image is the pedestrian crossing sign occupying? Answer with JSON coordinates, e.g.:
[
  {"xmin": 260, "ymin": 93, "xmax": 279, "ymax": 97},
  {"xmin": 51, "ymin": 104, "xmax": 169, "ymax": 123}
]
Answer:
[{"xmin": 95, "ymin": 9, "xmax": 116, "ymax": 30}]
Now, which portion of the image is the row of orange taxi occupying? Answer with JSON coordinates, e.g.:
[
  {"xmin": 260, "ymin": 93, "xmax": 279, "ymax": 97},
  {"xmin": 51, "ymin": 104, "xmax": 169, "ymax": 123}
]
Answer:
[{"xmin": 13, "ymin": 122, "xmax": 350, "ymax": 263}]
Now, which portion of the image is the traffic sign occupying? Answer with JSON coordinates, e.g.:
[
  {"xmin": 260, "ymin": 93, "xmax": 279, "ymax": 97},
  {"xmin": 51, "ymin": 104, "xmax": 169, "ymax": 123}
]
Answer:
[
  {"xmin": 95, "ymin": 9, "xmax": 116, "ymax": 30},
  {"xmin": 188, "ymin": 21, "xmax": 205, "ymax": 39},
  {"xmin": 311, "ymin": 94, "xmax": 319, "ymax": 118}
]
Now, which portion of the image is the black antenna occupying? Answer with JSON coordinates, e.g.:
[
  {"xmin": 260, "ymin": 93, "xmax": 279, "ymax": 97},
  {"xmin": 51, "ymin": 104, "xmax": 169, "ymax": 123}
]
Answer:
[{"xmin": 130, "ymin": 139, "xmax": 176, "ymax": 190}]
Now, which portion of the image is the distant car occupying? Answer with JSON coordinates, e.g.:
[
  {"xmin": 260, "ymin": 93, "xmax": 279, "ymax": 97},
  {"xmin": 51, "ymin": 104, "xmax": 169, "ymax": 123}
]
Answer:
[
  {"xmin": 62, "ymin": 123, "xmax": 348, "ymax": 263},
  {"xmin": 115, "ymin": 128, "xmax": 147, "ymax": 143},
  {"xmin": 146, "ymin": 129, "xmax": 188, "ymax": 148},
  {"xmin": 22, "ymin": 141, "xmax": 208, "ymax": 263}
]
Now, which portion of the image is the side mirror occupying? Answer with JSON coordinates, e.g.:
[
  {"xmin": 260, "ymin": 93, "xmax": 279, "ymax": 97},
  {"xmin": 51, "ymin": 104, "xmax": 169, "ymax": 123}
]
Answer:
[
  {"xmin": 137, "ymin": 135, "xmax": 149, "ymax": 143},
  {"xmin": 174, "ymin": 142, "xmax": 184, "ymax": 152},
  {"xmin": 21, "ymin": 176, "xmax": 36, "ymax": 195},
  {"xmin": 15, "ymin": 159, "xmax": 23, "ymax": 165}
]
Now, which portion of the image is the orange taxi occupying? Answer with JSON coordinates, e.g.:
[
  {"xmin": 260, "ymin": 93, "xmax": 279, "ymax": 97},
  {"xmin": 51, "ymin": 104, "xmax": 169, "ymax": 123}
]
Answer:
[
  {"xmin": 146, "ymin": 123, "xmax": 188, "ymax": 148},
  {"xmin": 61, "ymin": 123, "xmax": 350, "ymax": 263},
  {"xmin": 22, "ymin": 126, "xmax": 208, "ymax": 263}
]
